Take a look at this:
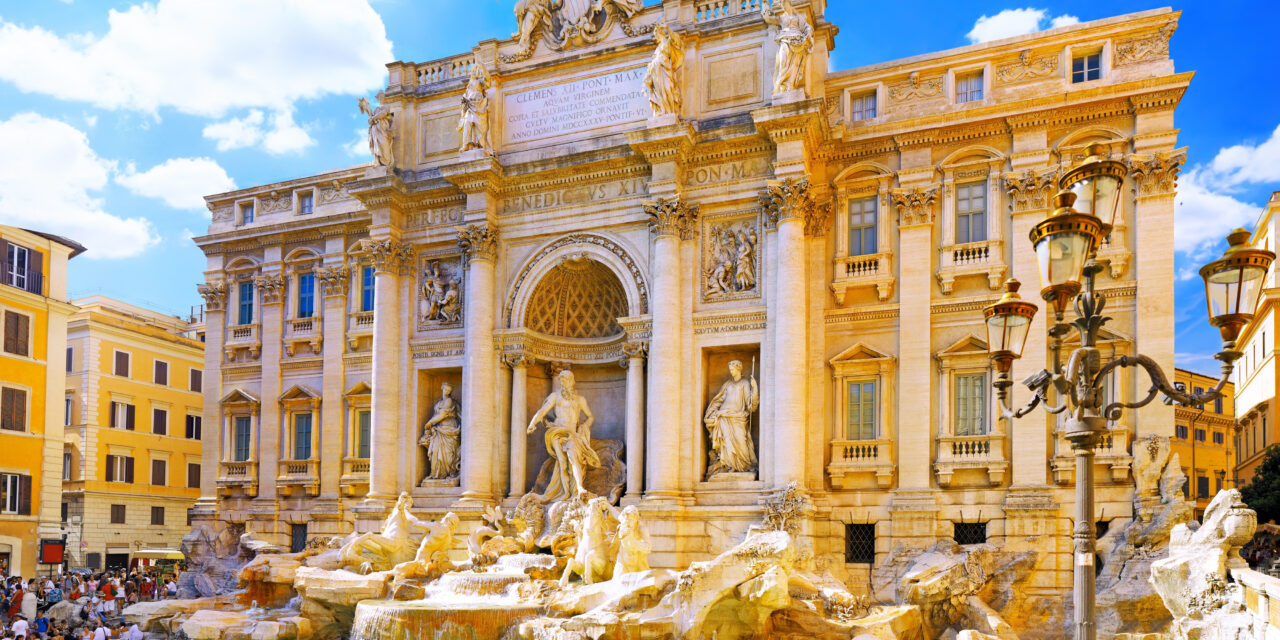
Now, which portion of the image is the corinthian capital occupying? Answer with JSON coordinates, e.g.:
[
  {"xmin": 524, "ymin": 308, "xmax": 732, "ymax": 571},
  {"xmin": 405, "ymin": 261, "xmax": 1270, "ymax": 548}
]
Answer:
[
  {"xmin": 365, "ymin": 238, "xmax": 414, "ymax": 275},
  {"xmin": 1003, "ymin": 169, "xmax": 1057, "ymax": 213},
  {"xmin": 760, "ymin": 177, "xmax": 819, "ymax": 232},
  {"xmin": 457, "ymin": 224, "xmax": 499, "ymax": 266},
  {"xmin": 196, "ymin": 280, "xmax": 227, "ymax": 312},
  {"xmin": 644, "ymin": 196, "xmax": 700, "ymax": 240},
  {"xmin": 254, "ymin": 274, "xmax": 286, "ymax": 305},
  {"xmin": 891, "ymin": 186, "xmax": 939, "ymax": 227},
  {"xmin": 317, "ymin": 266, "xmax": 350, "ymax": 297},
  {"xmin": 619, "ymin": 341, "xmax": 648, "ymax": 367},
  {"xmin": 1128, "ymin": 149, "xmax": 1186, "ymax": 198}
]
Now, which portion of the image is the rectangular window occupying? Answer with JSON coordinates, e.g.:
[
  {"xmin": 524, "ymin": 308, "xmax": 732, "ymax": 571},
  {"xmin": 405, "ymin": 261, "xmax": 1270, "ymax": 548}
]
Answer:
[
  {"xmin": 361, "ymin": 266, "xmax": 376, "ymax": 312},
  {"xmin": 153, "ymin": 360, "xmax": 168, "ymax": 386},
  {"xmin": 849, "ymin": 90, "xmax": 876, "ymax": 121},
  {"xmin": 110, "ymin": 504, "xmax": 125, "ymax": 524},
  {"xmin": 1, "ymin": 387, "xmax": 27, "ymax": 432},
  {"xmin": 114, "ymin": 350, "xmax": 130, "ymax": 377},
  {"xmin": 3, "ymin": 310, "xmax": 30, "ymax": 357},
  {"xmin": 62, "ymin": 452, "xmax": 72, "ymax": 481},
  {"xmin": 61, "ymin": 502, "xmax": 68, "ymax": 523},
  {"xmin": 109, "ymin": 401, "xmax": 136, "ymax": 430},
  {"xmin": 187, "ymin": 463, "xmax": 201, "ymax": 489},
  {"xmin": 1072, "ymin": 52, "xmax": 1101, "ymax": 83},
  {"xmin": 190, "ymin": 368, "xmax": 203, "ymax": 392},
  {"xmin": 240, "ymin": 202, "xmax": 254, "ymax": 224},
  {"xmin": 185, "ymin": 414, "xmax": 202, "ymax": 440},
  {"xmin": 152, "ymin": 407, "xmax": 168, "ymax": 436},
  {"xmin": 956, "ymin": 71, "xmax": 984, "ymax": 103},
  {"xmin": 0, "ymin": 473, "xmax": 30, "ymax": 515},
  {"xmin": 5, "ymin": 244, "xmax": 29, "ymax": 290},
  {"xmin": 238, "ymin": 281, "xmax": 254, "ymax": 325},
  {"xmin": 1215, "ymin": 397, "xmax": 1224, "ymax": 414},
  {"xmin": 955, "ymin": 181, "xmax": 987, "ymax": 244},
  {"xmin": 297, "ymin": 272, "xmax": 315, "ymax": 318},
  {"xmin": 1216, "ymin": 476, "xmax": 1224, "ymax": 493},
  {"xmin": 234, "ymin": 416, "xmax": 252, "ymax": 462},
  {"xmin": 151, "ymin": 459, "xmax": 166, "ymax": 486},
  {"xmin": 1175, "ymin": 424, "xmax": 1188, "ymax": 439},
  {"xmin": 64, "ymin": 397, "xmax": 72, "ymax": 426},
  {"xmin": 293, "ymin": 412, "xmax": 313, "ymax": 460},
  {"xmin": 1197, "ymin": 475, "xmax": 1210, "ymax": 499},
  {"xmin": 357, "ymin": 409, "xmax": 372, "ymax": 458},
  {"xmin": 1195, "ymin": 428, "xmax": 1206, "ymax": 442},
  {"xmin": 954, "ymin": 373, "xmax": 988, "ymax": 436},
  {"xmin": 105, "ymin": 455, "xmax": 134, "ymax": 483},
  {"xmin": 150, "ymin": 506, "xmax": 164, "ymax": 526},
  {"xmin": 845, "ymin": 379, "xmax": 877, "ymax": 440},
  {"xmin": 290, "ymin": 523, "xmax": 308, "ymax": 554},
  {"xmin": 66, "ymin": 346, "xmax": 73, "ymax": 371},
  {"xmin": 847, "ymin": 197, "xmax": 877, "ymax": 257},
  {"xmin": 298, "ymin": 192, "xmax": 314, "ymax": 215},
  {"xmin": 1213, "ymin": 431, "xmax": 1225, "ymax": 445},
  {"xmin": 954, "ymin": 522, "xmax": 987, "ymax": 545},
  {"xmin": 845, "ymin": 523, "xmax": 875, "ymax": 564}
]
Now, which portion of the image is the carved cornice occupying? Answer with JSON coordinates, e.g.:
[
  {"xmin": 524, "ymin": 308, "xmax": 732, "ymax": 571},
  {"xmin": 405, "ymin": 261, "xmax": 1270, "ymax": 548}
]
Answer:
[
  {"xmin": 317, "ymin": 266, "xmax": 350, "ymax": 298},
  {"xmin": 365, "ymin": 238, "xmax": 415, "ymax": 275},
  {"xmin": 760, "ymin": 177, "xmax": 822, "ymax": 233},
  {"xmin": 197, "ymin": 280, "xmax": 227, "ymax": 312},
  {"xmin": 1130, "ymin": 88, "xmax": 1186, "ymax": 115},
  {"xmin": 457, "ymin": 224, "xmax": 499, "ymax": 265},
  {"xmin": 1003, "ymin": 169, "xmax": 1058, "ymax": 213},
  {"xmin": 254, "ymin": 274, "xmax": 286, "ymax": 305},
  {"xmin": 1129, "ymin": 149, "xmax": 1186, "ymax": 198},
  {"xmin": 891, "ymin": 186, "xmax": 939, "ymax": 227},
  {"xmin": 644, "ymin": 196, "xmax": 700, "ymax": 240}
]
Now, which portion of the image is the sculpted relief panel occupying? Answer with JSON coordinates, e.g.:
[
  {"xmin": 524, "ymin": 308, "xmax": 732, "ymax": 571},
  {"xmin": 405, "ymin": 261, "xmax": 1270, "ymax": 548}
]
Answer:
[
  {"xmin": 702, "ymin": 217, "xmax": 759, "ymax": 302},
  {"xmin": 419, "ymin": 257, "xmax": 464, "ymax": 329}
]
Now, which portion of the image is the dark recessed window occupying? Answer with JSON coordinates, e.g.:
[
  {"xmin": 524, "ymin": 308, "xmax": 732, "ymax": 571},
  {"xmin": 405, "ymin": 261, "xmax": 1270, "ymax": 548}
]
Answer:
[
  {"xmin": 954, "ymin": 522, "xmax": 987, "ymax": 545},
  {"xmin": 845, "ymin": 524, "xmax": 875, "ymax": 564},
  {"xmin": 110, "ymin": 504, "xmax": 126, "ymax": 524}
]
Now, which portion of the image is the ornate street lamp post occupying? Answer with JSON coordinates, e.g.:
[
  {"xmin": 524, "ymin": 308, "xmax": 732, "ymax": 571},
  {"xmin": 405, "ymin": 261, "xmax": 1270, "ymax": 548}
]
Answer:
[{"xmin": 983, "ymin": 144, "xmax": 1274, "ymax": 640}]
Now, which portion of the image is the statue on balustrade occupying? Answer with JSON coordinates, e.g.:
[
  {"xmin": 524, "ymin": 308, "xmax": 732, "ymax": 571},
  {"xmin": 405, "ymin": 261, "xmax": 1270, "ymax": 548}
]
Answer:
[
  {"xmin": 704, "ymin": 359, "xmax": 759, "ymax": 478},
  {"xmin": 358, "ymin": 95, "xmax": 395, "ymax": 168},
  {"xmin": 643, "ymin": 23, "xmax": 683, "ymax": 118},
  {"xmin": 458, "ymin": 63, "xmax": 494, "ymax": 155},
  {"xmin": 338, "ymin": 492, "xmax": 429, "ymax": 574},
  {"xmin": 420, "ymin": 382, "xmax": 462, "ymax": 481},
  {"xmin": 528, "ymin": 369, "xmax": 600, "ymax": 500},
  {"xmin": 762, "ymin": 0, "xmax": 813, "ymax": 96}
]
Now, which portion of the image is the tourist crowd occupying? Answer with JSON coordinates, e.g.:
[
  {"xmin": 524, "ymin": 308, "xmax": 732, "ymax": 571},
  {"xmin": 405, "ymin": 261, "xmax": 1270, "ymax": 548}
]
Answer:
[
  {"xmin": 1243, "ymin": 531, "xmax": 1280, "ymax": 573},
  {"xmin": 0, "ymin": 569, "xmax": 180, "ymax": 640}
]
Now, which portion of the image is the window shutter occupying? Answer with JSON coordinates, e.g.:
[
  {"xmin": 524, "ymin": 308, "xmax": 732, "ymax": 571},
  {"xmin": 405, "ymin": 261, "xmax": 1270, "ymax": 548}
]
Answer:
[
  {"xmin": 18, "ymin": 474, "xmax": 31, "ymax": 515},
  {"xmin": 11, "ymin": 389, "xmax": 24, "ymax": 431},
  {"xmin": 3, "ymin": 311, "xmax": 16, "ymax": 354},
  {"xmin": 109, "ymin": 402, "xmax": 118, "ymax": 429},
  {"xmin": 125, "ymin": 456, "xmax": 135, "ymax": 483},
  {"xmin": 0, "ymin": 239, "xmax": 7, "ymax": 285},
  {"xmin": 14, "ymin": 312, "xmax": 28, "ymax": 356},
  {"xmin": 27, "ymin": 249, "xmax": 43, "ymax": 295},
  {"xmin": 106, "ymin": 455, "xmax": 116, "ymax": 482},
  {"xmin": 126, "ymin": 404, "xmax": 136, "ymax": 430},
  {"xmin": 0, "ymin": 388, "xmax": 12, "ymax": 430}
]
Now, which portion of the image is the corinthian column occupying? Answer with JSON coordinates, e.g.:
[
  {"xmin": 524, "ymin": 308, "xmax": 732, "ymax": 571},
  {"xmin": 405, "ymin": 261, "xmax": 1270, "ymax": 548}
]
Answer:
[
  {"xmin": 643, "ymin": 197, "xmax": 698, "ymax": 502},
  {"xmin": 458, "ymin": 224, "xmax": 500, "ymax": 503},
  {"xmin": 505, "ymin": 354, "xmax": 530, "ymax": 498},
  {"xmin": 366, "ymin": 238, "xmax": 411, "ymax": 502},
  {"xmin": 621, "ymin": 342, "xmax": 647, "ymax": 503},
  {"xmin": 890, "ymin": 185, "xmax": 939, "ymax": 490}
]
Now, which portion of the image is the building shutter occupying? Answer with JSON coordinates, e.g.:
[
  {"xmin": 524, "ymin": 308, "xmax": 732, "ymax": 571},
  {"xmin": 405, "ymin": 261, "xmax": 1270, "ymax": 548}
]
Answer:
[
  {"xmin": 109, "ymin": 402, "xmax": 118, "ymax": 429},
  {"xmin": 0, "ymin": 240, "xmax": 8, "ymax": 285},
  {"xmin": 105, "ymin": 455, "xmax": 116, "ymax": 482},
  {"xmin": 124, "ymin": 456, "xmax": 135, "ymax": 483},
  {"xmin": 27, "ymin": 249, "xmax": 43, "ymax": 295},
  {"xmin": 17, "ymin": 474, "xmax": 31, "ymax": 515},
  {"xmin": 125, "ymin": 404, "xmax": 135, "ymax": 430},
  {"xmin": 8, "ymin": 389, "xmax": 25, "ymax": 432}
]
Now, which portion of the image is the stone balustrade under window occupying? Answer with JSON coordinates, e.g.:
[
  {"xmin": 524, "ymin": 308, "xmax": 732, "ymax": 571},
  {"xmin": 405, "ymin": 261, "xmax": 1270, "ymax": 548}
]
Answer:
[
  {"xmin": 224, "ymin": 323, "xmax": 261, "ymax": 361},
  {"xmin": 827, "ymin": 439, "xmax": 895, "ymax": 489},
  {"xmin": 934, "ymin": 433, "xmax": 1008, "ymax": 487},
  {"xmin": 830, "ymin": 252, "xmax": 894, "ymax": 303},
  {"xmin": 217, "ymin": 460, "xmax": 258, "ymax": 496},
  {"xmin": 340, "ymin": 458, "xmax": 370, "ymax": 496},
  {"xmin": 936, "ymin": 239, "xmax": 1006, "ymax": 295},
  {"xmin": 1050, "ymin": 426, "xmax": 1134, "ymax": 484},
  {"xmin": 285, "ymin": 317, "xmax": 323, "ymax": 356},
  {"xmin": 277, "ymin": 459, "xmax": 320, "ymax": 496},
  {"xmin": 346, "ymin": 311, "xmax": 375, "ymax": 350}
]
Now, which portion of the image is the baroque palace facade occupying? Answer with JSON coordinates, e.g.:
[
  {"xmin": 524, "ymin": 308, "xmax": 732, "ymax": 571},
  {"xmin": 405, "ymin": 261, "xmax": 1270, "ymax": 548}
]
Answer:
[{"xmin": 192, "ymin": 0, "xmax": 1186, "ymax": 599}]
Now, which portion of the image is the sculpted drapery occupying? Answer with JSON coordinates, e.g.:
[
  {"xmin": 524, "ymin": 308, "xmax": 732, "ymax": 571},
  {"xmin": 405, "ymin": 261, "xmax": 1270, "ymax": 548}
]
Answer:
[
  {"xmin": 421, "ymin": 382, "xmax": 461, "ymax": 480},
  {"xmin": 704, "ymin": 360, "xmax": 760, "ymax": 477},
  {"xmin": 643, "ymin": 23, "xmax": 683, "ymax": 118},
  {"xmin": 763, "ymin": 0, "xmax": 813, "ymax": 95},
  {"xmin": 359, "ymin": 96, "xmax": 395, "ymax": 168},
  {"xmin": 528, "ymin": 370, "xmax": 601, "ymax": 500},
  {"xmin": 459, "ymin": 64, "xmax": 494, "ymax": 155}
]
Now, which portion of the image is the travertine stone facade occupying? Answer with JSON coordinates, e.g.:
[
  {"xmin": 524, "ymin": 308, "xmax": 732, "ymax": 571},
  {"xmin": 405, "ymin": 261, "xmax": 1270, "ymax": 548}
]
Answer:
[{"xmin": 192, "ymin": 1, "xmax": 1185, "ymax": 617}]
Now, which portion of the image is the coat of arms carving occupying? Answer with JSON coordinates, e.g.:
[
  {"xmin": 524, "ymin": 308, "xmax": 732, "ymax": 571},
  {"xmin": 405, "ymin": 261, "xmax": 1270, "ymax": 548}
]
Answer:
[{"xmin": 505, "ymin": 0, "xmax": 648, "ymax": 63}]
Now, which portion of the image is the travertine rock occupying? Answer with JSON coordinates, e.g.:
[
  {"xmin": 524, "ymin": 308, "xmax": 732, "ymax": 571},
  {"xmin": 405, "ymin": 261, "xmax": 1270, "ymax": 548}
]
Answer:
[
  {"xmin": 547, "ymin": 569, "xmax": 674, "ymax": 616},
  {"xmin": 239, "ymin": 554, "xmax": 303, "ymax": 585},
  {"xmin": 179, "ymin": 610, "xmax": 252, "ymax": 640},
  {"xmin": 848, "ymin": 605, "xmax": 925, "ymax": 640},
  {"xmin": 956, "ymin": 631, "xmax": 1001, "ymax": 640}
]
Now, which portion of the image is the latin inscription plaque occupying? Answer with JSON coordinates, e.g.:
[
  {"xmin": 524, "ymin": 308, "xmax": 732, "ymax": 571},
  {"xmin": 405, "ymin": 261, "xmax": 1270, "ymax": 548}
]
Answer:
[{"xmin": 503, "ymin": 67, "xmax": 649, "ymax": 145}]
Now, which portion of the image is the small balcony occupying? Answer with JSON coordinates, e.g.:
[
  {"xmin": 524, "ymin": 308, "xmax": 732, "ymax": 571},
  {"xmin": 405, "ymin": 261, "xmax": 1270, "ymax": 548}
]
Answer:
[
  {"xmin": 347, "ymin": 311, "xmax": 374, "ymax": 351},
  {"xmin": 934, "ymin": 433, "xmax": 1008, "ymax": 487},
  {"xmin": 831, "ymin": 252, "xmax": 895, "ymax": 304},
  {"xmin": 284, "ymin": 317, "xmax": 322, "ymax": 356},
  {"xmin": 277, "ymin": 459, "xmax": 320, "ymax": 496},
  {"xmin": 827, "ymin": 439, "xmax": 895, "ymax": 489},
  {"xmin": 936, "ymin": 240, "xmax": 1006, "ymax": 295},
  {"xmin": 340, "ymin": 458, "xmax": 371, "ymax": 496},
  {"xmin": 1050, "ymin": 427, "xmax": 1134, "ymax": 485},
  {"xmin": 224, "ymin": 324, "xmax": 261, "ymax": 362},
  {"xmin": 217, "ymin": 460, "xmax": 258, "ymax": 496}
]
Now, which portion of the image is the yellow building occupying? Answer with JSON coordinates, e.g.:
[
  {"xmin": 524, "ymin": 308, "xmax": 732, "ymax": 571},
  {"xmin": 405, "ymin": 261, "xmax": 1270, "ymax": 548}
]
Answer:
[
  {"xmin": 0, "ymin": 225, "xmax": 83, "ymax": 577},
  {"xmin": 1173, "ymin": 368, "xmax": 1235, "ymax": 518},
  {"xmin": 63, "ymin": 296, "xmax": 204, "ymax": 571},
  {"xmin": 1236, "ymin": 191, "xmax": 1280, "ymax": 486}
]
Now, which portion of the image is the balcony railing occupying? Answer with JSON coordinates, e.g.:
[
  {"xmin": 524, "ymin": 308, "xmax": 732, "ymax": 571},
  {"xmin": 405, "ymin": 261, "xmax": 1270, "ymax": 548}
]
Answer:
[
  {"xmin": 223, "ymin": 323, "xmax": 261, "ymax": 362},
  {"xmin": 831, "ymin": 252, "xmax": 894, "ymax": 303},
  {"xmin": 217, "ymin": 461, "xmax": 258, "ymax": 496},
  {"xmin": 340, "ymin": 458, "xmax": 370, "ymax": 496},
  {"xmin": 695, "ymin": 0, "xmax": 772, "ymax": 23},
  {"xmin": 934, "ymin": 433, "xmax": 1007, "ymax": 487},
  {"xmin": 346, "ymin": 311, "xmax": 375, "ymax": 351},
  {"xmin": 0, "ymin": 262, "xmax": 44, "ymax": 296},
  {"xmin": 416, "ymin": 55, "xmax": 474, "ymax": 86},
  {"xmin": 285, "ymin": 317, "xmax": 322, "ymax": 356},
  {"xmin": 1050, "ymin": 427, "xmax": 1134, "ymax": 484},
  {"xmin": 936, "ymin": 239, "xmax": 1005, "ymax": 295},
  {"xmin": 827, "ymin": 439, "xmax": 894, "ymax": 489},
  {"xmin": 277, "ymin": 459, "xmax": 320, "ymax": 496}
]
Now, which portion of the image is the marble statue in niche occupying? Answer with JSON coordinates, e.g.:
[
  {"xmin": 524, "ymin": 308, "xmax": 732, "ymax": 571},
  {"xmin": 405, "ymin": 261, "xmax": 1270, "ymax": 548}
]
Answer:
[
  {"xmin": 762, "ymin": 0, "xmax": 813, "ymax": 96},
  {"xmin": 527, "ymin": 369, "xmax": 600, "ymax": 500},
  {"xmin": 420, "ymin": 382, "xmax": 461, "ymax": 481},
  {"xmin": 703, "ymin": 221, "xmax": 758, "ymax": 299},
  {"xmin": 420, "ymin": 259, "xmax": 463, "ymax": 326},
  {"xmin": 458, "ymin": 63, "xmax": 494, "ymax": 155},
  {"xmin": 643, "ymin": 23, "xmax": 683, "ymax": 118},
  {"xmin": 704, "ymin": 359, "xmax": 759, "ymax": 479},
  {"xmin": 359, "ymin": 95, "xmax": 395, "ymax": 168}
]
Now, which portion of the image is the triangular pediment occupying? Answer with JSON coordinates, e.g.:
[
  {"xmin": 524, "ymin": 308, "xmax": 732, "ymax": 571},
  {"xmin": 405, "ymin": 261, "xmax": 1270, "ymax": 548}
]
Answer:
[
  {"xmin": 939, "ymin": 334, "xmax": 988, "ymax": 356},
  {"xmin": 1063, "ymin": 325, "xmax": 1132, "ymax": 345},
  {"xmin": 221, "ymin": 389, "xmax": 260, "ymax": 406},
  {"xmin": 344, "ymin": 381, "xmax": 372, "ymax": 397},
  {"xmin": 829, "ymin": 342, "xmax": 894, "ymax": 366},
  {"xmin": 279, "ymin": 385, "xmax": 319, "ymax": 402}
]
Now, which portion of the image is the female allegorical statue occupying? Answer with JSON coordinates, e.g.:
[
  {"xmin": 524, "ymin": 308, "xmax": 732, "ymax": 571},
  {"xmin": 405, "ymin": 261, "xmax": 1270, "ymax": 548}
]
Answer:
[
  {"xmin": 420, "ymin": 382, "xmax": 461, "ymax": 480},
  {"xmin": 358, "ymin": 96, "xmax": 395, "ymax": 168},
  {"xmin": 704, "ymin": 359, "xmax": 760, "ymax": 477},
  {"xmin": 762, "ymin": 0, "xmax": 813, "ymax": 95},
  {"xmin": 643, "ymin": 23, "xmax": 683, "ymax": 118},
  {"xmin": 528, "ymin": 369, "xmax": 600, "ymax": 500},
  {"xmin": 458, "ymin": 63, "xmax": 494, "ymax": 155}
]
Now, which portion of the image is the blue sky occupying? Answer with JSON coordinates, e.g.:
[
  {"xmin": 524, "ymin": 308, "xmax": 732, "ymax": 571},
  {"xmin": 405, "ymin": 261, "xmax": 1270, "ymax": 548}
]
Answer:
[{"xmin": 0, "ymin": 1, "xmax": 1277, "ymax": 372}]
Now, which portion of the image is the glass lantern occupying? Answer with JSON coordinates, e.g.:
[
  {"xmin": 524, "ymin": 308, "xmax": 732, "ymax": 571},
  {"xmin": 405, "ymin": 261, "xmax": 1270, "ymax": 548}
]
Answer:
[
  {"xmin": 1199, "ymin": 228, "xmax": 1275, "ymax": 344},
  {"xmin": 1029, "ymin": 191, "xmax": 1103, "ymax": 315},
  {"xmin": 1060, "ymin": 142, "xmax": 1128, "ymax": 230},
  {"xmin": 984, "ymin": 279, "xmax": 1039, "ymax": 374}
]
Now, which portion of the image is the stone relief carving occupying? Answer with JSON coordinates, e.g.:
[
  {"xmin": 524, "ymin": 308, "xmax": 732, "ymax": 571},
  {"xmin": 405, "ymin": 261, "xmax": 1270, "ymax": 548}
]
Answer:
[
  {"xmin": 1003, "ymin": 169, "xmax": 1058, "ymax": 212},
  {"xmin": 762, "ymin": 0, "xmax": 813, "ymax": 96},
  {"xmin": 419, "ymin": 258, "xmax": 464, "ymax": 327},
  {"xmin": 319, "ymin": 180, "xmax": 353, "ymax": 204},
  {"xmin": 260, "ymin": 191, "xmax": 291, "ymax": 214},
  {"xmin": 995, "ymin": 50, "xmax": 1059, "ymax": 84},
  {"xmin": 704, "ymin": 359, "xmax": 759, "ymax": 480},
  {"xmin": 527, "ymin": 370, "xmax": 600, "ymax": 501},
  {"xmin": 457, "ymin": 224, "xmax": 500, "ymax": 265},
  {"xmin": 702, "ymin": 219, "xmax": 758, "ymax": 300},
  {"xmin": 1129, "ymin": 149, "xmax": 1186, "ymax": 197},
  {"xmin": 209, "ymin": 205, "xmax": 233, "ymax": 223},
  {"xmin": 891, "ymin": 186, "xmax": 939, "ymax": 227},
  {"xmin": 888, "ymin": 72, "xmax": 943, "ymax": 103},
  {"xmin": 505, "ymin": 0, "xmax": 647, "ymax": 63},
  {"xmin": 420, "ymin": 382, "xmax": 462, "ymax": 482},
  {"xmin": 359, "ymin": 95, "xmax": 396, "ymax": 169},
  {"xmin": 1114, "ymin": 22, "xmax": 1176, "ymax": 66},
  {"xmin": 197, "ymin": 280, "xmax": 227, "ymax": 312},
  {"xmin": 458, "ymin": 63, "xmax": 494, "ymax": 155},
  {"xmin": 365, "ymin": 238, "xmax": 415, "ymax": 275},
  {"xmin": 643, "ymin": 23, "xmax": 683, "ymax": 118},
  {"xmin": 644, "ymin": 196, "xmax": 700, "ymax": 239},
  {"xmin": 254, "ymin": 274, "xmax": 286, "ymax": 305},
  {"xmin": 317, "ymin": 266, "xmax": 349, "ymax": 297}
]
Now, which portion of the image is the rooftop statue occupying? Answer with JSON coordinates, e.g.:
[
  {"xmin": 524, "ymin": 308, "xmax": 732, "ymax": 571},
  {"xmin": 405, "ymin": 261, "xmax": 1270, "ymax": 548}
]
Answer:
[
  {"xmin": 643, "ymin": 23, "xmax": 683, "ymax": 118},
  {"xmin": 458, "ymin": 63, "xmax": 494, "ymax": 155},
  {"xmin": 508, "ymin": 0, "xmax": 646, "ymax": 61},
  {"xmin": 338, "ymin": 492, "xmax": 430, "ymax": 574},
  {"xmin": 528, "ymin": 369, "xmax": 600, "ymax": 500},
  {"xmin": 358, "ymin": 95, "xmax": 395, "ymax": 169},
  {"xmin": 762, "ymin": 0, "xmax": 813, "ymax": 96}
]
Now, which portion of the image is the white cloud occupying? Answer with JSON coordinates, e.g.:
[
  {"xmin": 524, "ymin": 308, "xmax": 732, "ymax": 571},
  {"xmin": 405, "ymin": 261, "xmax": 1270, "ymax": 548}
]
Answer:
[
  {"xmin": 0, "ymin": 0, "xmax": 390, "ymax": 152},
  {"xmin": 1208, "ymin": 124, "xmax": 1280, "ymax": 189},
  {"xmin": 202, "ymin": 108, "xmax": 314, "ymax": 154},
  {"xmin": 83, "ymin": 114, "xmax": 97, "ymax": 128},
  {"xmin": 116, "ymin": 157, "xmax": 236, "ymax": 211},
  {"xmin": 345, "ymin": 127, "xmax": 371, "ymax": 158},
  {"xmin": 0, "ymin": 113, "xmax": 159, "ymax": 259},
  {"xmin": 966, "ymin": 8, "xmax": 1081, "ymax": 43}
]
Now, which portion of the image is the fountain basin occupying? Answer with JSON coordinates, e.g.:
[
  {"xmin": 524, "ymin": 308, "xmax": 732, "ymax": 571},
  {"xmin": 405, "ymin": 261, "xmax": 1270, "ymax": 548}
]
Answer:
[{"xmin": 351, "ymin": 599, "xmax": 539, "ymax": 640}]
